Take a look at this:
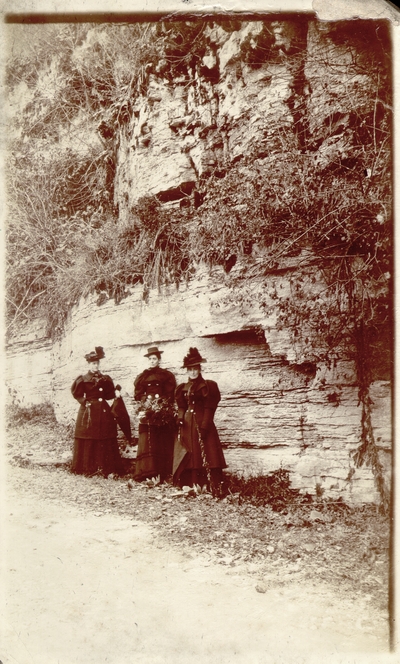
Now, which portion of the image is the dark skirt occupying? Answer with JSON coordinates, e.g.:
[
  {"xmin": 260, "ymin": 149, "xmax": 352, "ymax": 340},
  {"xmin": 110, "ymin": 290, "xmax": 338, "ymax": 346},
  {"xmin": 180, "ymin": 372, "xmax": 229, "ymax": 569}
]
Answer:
[
  {"xmin": 71, "ymin": 437, "xmax": 123, "ymax": 477},
  {"xmin": 134, "ymin": 423, "xmax": 174, "ymax": 482},
  {"xmin": 176, "ymin": 467, "xmax": 224, "ymax": 490},
  {"xmin": 173, "ymin": 414, "xmax": 227, "ymax": 485}
]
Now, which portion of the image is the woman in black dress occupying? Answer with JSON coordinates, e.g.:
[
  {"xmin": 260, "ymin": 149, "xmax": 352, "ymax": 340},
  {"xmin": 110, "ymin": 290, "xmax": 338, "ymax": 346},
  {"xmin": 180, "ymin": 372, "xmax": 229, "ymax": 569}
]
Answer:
[
  {"xmin": 71, "ymin": 346, "xmax": 123, "ymax": 477},
  {"xmin": 133, "ymin": 346, "xmax": 176, "ymax": 482},
  {"xmin": 173, "ymin": 347, "xmax": 227, "ymax": 492}
]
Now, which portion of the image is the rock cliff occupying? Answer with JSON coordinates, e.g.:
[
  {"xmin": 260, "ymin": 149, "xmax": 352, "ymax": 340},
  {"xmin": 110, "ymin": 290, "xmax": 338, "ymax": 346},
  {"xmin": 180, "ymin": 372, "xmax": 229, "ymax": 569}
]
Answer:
[
  {"xmin": 6, "ymin": 263, "xmax": 390, "ymax": 505},
  {"xmin": 5, "ymin": 17, "xmax": 391, "ymax": 504}
]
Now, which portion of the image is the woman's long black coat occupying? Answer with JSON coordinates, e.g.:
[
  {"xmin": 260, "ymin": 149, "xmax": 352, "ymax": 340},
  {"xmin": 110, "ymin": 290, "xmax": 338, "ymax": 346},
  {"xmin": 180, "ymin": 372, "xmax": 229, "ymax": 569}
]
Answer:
[
  {"xmin": 173, "ymin": 375, "xmax": 226, "ymax": 480},
  {"xmin": 133, "ymin": 366, "xmax": 176, "ymax": 481},
  {"xmin": 71, "ymin": 370, "xmax": 122, "ymax": 476}
]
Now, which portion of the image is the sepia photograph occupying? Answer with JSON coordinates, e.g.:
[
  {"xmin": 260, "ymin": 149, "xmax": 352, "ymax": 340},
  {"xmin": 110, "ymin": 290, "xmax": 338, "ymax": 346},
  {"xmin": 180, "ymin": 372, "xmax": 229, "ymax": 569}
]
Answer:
[{"xmin": 1, "ymin": 1, "xmax": 398, "ymax": 662}]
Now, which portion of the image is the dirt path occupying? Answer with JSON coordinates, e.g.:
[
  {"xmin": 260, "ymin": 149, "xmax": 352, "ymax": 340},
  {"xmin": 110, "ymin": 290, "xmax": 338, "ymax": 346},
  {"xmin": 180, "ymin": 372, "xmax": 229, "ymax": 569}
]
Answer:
[{"xmin": 2, "ymin": 466, "xmax": 389, "ymax": 664}]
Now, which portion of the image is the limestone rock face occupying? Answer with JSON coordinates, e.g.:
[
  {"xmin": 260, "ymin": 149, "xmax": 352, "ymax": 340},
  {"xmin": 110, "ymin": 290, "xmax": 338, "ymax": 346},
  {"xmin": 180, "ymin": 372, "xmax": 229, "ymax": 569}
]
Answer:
[
  {"xmin": 6, "ymin": 320, "xmax": 53, "ymax": 407},
  {"xmin": 6, "ymin": 266, "xmax": 391, "ymax": 506},
  {"xmin": 114, "ymin": 20, "xmax": 304, "ymax": 215}
]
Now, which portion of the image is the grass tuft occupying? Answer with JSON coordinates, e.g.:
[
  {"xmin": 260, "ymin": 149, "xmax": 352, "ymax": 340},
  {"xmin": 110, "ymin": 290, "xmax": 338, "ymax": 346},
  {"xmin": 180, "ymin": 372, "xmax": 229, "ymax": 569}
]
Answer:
[{"xmin": 6, "ymin": 402, "xmax": 58, "ymax": 428}]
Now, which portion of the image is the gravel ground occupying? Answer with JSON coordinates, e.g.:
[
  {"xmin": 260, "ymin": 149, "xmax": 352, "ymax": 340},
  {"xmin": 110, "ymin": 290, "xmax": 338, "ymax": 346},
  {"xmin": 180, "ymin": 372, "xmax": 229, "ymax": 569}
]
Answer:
[{"xmin": 5, "ymin": 407, "xmax": 390, "ymax": 617}]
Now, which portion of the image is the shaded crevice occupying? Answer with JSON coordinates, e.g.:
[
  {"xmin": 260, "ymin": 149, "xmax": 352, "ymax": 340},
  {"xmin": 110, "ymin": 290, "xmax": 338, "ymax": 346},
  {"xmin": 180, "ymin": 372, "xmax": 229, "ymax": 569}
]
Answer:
[
  {"xmin": 156, "ymin": 181, "xmax": 195, "ymax": 203},
  {"xmin": 212, "ymin": 328, "xmax": 267, "ymax": 345}
]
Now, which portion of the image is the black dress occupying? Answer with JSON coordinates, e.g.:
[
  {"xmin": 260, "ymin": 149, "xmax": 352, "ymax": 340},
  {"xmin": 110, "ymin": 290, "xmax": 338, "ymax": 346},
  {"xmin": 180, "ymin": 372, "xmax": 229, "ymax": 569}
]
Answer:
[
  {"xmin": 173, "ymin": 375, "xmax": 227, "ymax": 488},
  {"xmin": 133, "ymin": 366, "xmax": 176, "ymax": 482},
  {"xmin": 71, "ymin": 370, "xmax": 123, "ymax": 476}
]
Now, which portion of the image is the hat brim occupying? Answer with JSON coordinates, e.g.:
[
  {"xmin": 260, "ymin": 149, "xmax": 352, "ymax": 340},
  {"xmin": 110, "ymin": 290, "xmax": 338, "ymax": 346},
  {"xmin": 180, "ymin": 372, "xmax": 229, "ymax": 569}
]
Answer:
[
  {"xmin": 144, "ymin": 351, "xmax": 163, "ymax": 357},
  {"xmin": 182, "ymin": 359, "xmax": 207, "ymax": 368}
]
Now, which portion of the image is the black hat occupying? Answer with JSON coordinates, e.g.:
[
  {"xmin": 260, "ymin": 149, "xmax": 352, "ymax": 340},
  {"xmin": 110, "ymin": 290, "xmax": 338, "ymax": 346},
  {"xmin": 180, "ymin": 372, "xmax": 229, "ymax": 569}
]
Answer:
[
  {"xmin": 182, "ymin": 347, "xmax": 207, "ymax": 368},
  {"xmin": 144, "ymin": 346, "xmax": 163, "ymax": 358},
  {"xmin": 85, "ymin": 346, "xmax": 105, "ymax": 363}
]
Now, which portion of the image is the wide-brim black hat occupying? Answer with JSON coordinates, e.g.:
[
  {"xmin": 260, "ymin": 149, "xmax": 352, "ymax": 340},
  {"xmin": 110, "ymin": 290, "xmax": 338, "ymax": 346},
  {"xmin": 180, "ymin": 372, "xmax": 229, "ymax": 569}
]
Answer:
[
  {"xmin": 182, "ymin": 347, "xmax": 207, "ymax": 368},
  {"xmin": 144, "ymin": 346, "xmax": 163, "ymax": 358},
  {"xmin": 85, "ymin": 346, "xmax": 105, "ymax": 362}
]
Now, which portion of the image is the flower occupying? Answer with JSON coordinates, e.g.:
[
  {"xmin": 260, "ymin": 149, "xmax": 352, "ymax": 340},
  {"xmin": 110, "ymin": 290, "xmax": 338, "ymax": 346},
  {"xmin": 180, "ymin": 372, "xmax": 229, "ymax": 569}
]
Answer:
[{"xmin": 135, "ymin": 397, "xmax": 178, "ymax": 426}]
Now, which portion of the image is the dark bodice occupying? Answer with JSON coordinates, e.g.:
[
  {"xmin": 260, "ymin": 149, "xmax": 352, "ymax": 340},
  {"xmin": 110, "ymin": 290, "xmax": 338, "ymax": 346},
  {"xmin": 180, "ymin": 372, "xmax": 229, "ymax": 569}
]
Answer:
[
  {"xmin": 175, "ymin": 375, "xmax": 221, "ymax": 430},
  {"xmin": 71, "ymin": 371, "xmax": 115, "ymax": 404},
  {"xmin": 176, "ymin": 376, "xmax": 220, "ymax": 410},
  {"xmin": 134, "ymin": 366, "xmax": 176, "ymax": 401},
  {"xmin": 71, "ymin": 371, "xmax": 117, "ymax": 440}
]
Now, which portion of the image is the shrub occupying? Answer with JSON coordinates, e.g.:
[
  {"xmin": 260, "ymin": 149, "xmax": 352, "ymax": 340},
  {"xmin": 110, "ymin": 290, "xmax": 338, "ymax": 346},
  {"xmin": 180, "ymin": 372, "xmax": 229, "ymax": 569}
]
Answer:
[{"xmin": 224, "ymin": 468, "xmax": 312, "ymax": 510}]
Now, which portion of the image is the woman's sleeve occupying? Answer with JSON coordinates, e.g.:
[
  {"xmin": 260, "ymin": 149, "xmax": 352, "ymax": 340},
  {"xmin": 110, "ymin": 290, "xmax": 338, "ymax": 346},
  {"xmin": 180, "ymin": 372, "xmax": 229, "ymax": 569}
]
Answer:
[
  {"xmin": 164, "ymin": 370, "xmax": 177, "ymax": 399},
  {"xmin": 134, "ymin": 372, "xmax": 145, "ymax": 401},
  {"xmin": 71, "ymin": 376, "xmax": 86, "ymax": 405},
  {"xmin": 201, "ymin": 381, "xmax": 221, "ymax": 430},
  {"xmin": 102, "ymin": 376, "xmax": 116, "ymax": 400},
  {"xmin": 175, "ymin": 384, "xmax": 187, "ymax": 420}
]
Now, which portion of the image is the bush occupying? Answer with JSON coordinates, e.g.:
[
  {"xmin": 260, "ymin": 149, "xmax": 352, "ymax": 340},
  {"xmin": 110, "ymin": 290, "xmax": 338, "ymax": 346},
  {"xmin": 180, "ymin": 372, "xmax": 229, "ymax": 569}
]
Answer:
[{"xmin": 224, "ymin": 468, "xmax": 312, "ymax": 510}]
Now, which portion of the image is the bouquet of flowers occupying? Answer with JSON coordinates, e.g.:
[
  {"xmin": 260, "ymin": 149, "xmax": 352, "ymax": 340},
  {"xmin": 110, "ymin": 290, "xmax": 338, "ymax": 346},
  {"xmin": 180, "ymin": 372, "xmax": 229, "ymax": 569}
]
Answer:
[{"xmin": 135, "ymin": 395, "xmax": 178, "ymax": 426}]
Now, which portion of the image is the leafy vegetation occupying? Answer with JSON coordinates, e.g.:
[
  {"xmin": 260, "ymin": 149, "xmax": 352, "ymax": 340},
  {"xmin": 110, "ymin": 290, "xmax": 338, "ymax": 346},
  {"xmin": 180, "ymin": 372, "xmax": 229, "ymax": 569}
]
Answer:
[{"xmin": 223, "ymin": 468, "xmax": 310, "ymax": 510}]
